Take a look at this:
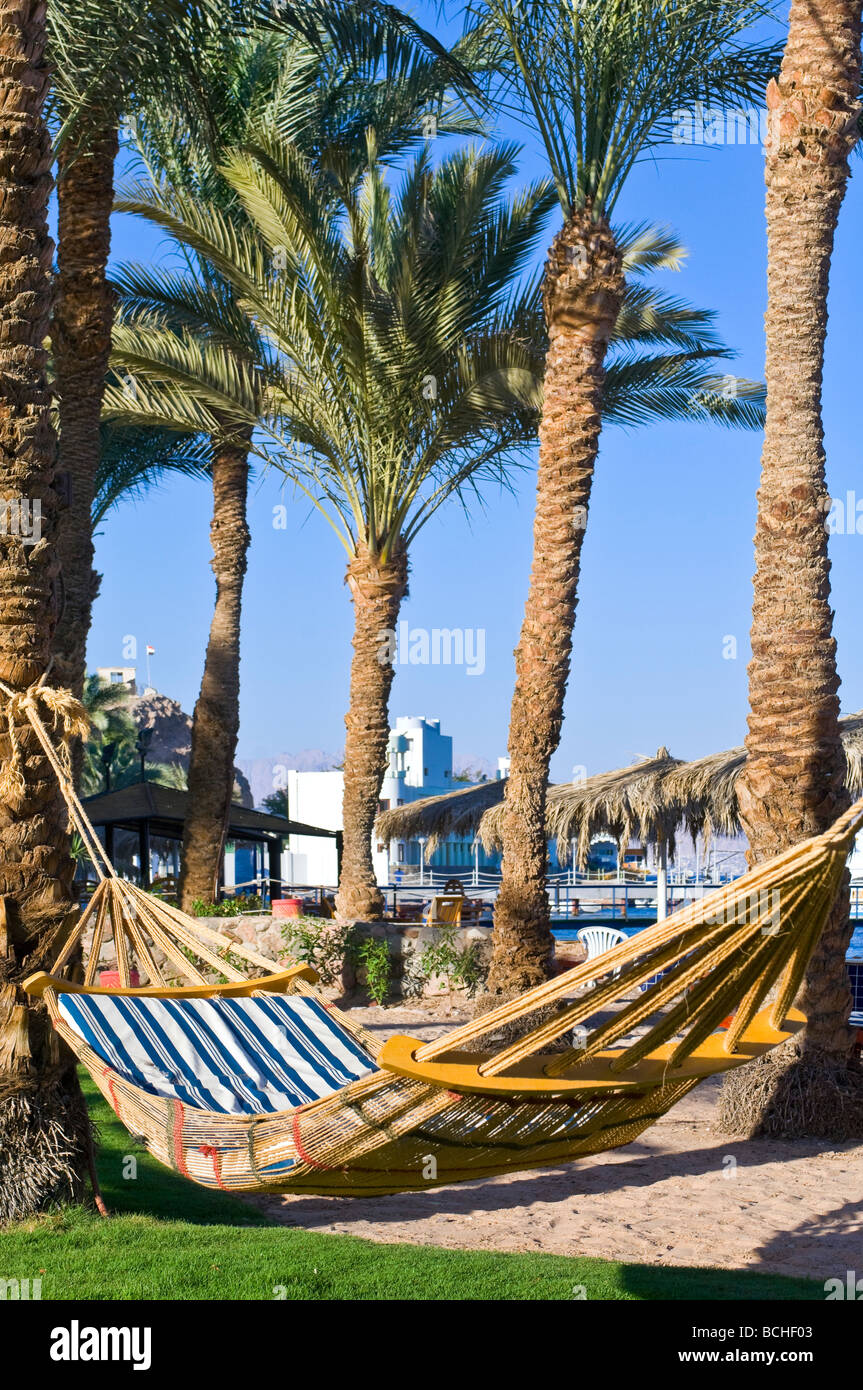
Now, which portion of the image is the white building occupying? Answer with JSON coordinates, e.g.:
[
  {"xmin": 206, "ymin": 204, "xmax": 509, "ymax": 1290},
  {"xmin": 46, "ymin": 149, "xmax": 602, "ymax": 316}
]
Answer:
[
  {"xmin": 95, "ymin": 665, "xmax": 136, "ymax": 691},
  {"xmin": 282, "ymin": 769, "xmax": 344, "ymax": 887},
  {"xmin": 279, "ymin": 716, "xmax": 497, "ymax": 888}
]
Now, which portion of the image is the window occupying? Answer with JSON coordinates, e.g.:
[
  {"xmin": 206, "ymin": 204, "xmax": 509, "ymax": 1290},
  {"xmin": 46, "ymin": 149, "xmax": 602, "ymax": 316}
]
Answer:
[
  {"xmin": 110, "ymin": 671, "xmax": 124, "ymax": 683},
  {"xmin": 397, "ymin": 844, "xmax": 405, "ymax": 863},
  {"xmin": 424, "ymin": 767, "xmax": 428, "ymax": 775}
]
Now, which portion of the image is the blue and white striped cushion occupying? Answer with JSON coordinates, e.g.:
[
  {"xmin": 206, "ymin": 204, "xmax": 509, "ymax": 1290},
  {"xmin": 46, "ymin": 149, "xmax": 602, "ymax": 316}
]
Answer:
[{"xmin": 58, "ymin": 991, "xmax": 376, "ymax": 1115}]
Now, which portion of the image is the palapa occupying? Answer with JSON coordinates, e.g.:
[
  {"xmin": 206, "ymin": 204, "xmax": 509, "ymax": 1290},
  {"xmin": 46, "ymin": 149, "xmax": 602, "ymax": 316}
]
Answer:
[{"xmin": 376, "ymin": 712, "xmax": 863, "ymax": 868}]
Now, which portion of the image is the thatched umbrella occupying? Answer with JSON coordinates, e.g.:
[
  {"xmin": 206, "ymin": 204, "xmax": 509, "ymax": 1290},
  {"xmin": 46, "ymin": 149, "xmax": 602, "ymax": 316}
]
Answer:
[
  {"xmin": 375, "ymin": 776, "xmax": 506, "ymax": 852},
  {"xmin": 480, "ymin": 747, "xmax": 681, "ymax": 866},
  {"xmin": 374, "ymin": 746, "xmax": 683, "ymax": 868},
  {"xmin": 661, "ymin": 710, "xmax": 863, "ymax": 846},
  {"xmin": 374, "ymin": 712, "xmax": 863, "ymax": 869}
]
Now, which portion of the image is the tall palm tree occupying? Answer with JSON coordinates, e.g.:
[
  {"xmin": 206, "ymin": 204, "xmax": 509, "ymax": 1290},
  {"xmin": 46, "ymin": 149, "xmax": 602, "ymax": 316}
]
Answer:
[
  {"xmin": 718, "ymin": 0, "xmax": 863, "ymax": 1139},
  {"xmin": 109, "ymin": 24, "xmax": 481, "ymax": 912},
  {"xmin": 0, "ymin": 0, "xmax": 87, "ymax": 1220},
  {"xmin": 47, "ymin": 0, "xmax": 467, "ymax": 706},
  {"xmin": 46, "ymin": 0, "xmax": 229, "ymax": 700},
  {"xmin": 104, "ymin": 138, "xmax": 558, "ymax": 920},
  {"xmin": 464, "ymin": 0, "xmax": 783, "ymax": 992}
]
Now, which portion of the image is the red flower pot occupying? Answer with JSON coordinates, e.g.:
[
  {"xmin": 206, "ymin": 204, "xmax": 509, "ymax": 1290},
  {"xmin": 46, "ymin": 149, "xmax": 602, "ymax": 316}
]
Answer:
[
  {"xmin": 272, "ymin": 898, "xmax": 303, "ymax": 919},
  {"xmin": 99, "ymin": 969, "xmax": 141, "ymax": 989}
]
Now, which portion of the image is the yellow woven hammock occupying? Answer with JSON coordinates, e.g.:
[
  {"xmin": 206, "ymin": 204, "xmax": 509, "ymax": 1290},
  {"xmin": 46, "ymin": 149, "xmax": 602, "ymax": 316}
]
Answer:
[{"xmin": 14, "ymin": 684, "xmax": 863, "ymax": 1196}]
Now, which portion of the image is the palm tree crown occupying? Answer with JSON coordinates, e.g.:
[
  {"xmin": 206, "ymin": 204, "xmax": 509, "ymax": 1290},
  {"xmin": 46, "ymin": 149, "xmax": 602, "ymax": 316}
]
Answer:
[
  {"xmin": 105, "ymin": 138, "xmax": 558, "ymax": 556},
  {"xmin": 469, "ymin": 0, "xmax": 782, "ymax": 217}
]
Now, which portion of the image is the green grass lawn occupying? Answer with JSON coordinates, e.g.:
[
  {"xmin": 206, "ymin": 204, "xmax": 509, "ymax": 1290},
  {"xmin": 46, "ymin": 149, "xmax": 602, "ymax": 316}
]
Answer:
[{"xmin": 0, "ymin": 1076, "xmax": 824, "ymax": 1301}]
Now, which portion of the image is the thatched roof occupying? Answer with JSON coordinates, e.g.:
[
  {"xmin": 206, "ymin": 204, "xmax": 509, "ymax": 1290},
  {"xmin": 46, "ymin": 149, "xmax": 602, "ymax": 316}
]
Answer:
[
  {"xmin": 660, "ymin": 710, "xmax": 863, "ymax": 845},
  {"xmin": 375, "ymin": 712, "xmax": 863, "ymax": 867},
  {"xmin": 375, "ymin": 776, "xmax": 505, "ymax": 851},
  {"xmin": 480, "ymin": 747, "xmax": 682, "ymax": 865}
]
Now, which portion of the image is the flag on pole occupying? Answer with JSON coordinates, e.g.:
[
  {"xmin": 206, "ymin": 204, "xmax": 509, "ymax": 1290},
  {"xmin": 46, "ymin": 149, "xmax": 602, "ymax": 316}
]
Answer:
[{"xmin": 146, "ymin": 645, "xmax": 155, "ymax": 655}]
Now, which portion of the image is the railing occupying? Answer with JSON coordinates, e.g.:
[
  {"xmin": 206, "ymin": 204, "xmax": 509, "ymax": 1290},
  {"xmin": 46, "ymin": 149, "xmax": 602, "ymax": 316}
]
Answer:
[{"xmin": 81, "ymin": 870, "xmax": 863, "ymax": 922}]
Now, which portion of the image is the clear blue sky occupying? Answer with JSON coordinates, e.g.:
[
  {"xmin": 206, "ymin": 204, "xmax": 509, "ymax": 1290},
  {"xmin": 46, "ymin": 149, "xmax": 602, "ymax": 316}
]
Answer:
[{"xmin": 85, "ymin": 3, "xmax": 863, "ymax": 785}]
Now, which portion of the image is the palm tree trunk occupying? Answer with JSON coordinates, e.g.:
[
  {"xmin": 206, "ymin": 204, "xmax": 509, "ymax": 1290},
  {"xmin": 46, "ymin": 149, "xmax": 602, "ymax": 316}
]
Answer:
[
  {"xmin": 51, "ymin": 122, "xmax": 118, "ymax": 701},
  {"xmin": 718, "ymin": 0, "xmax": 863, "ymax": 1139},
  {"xmin": 336, "ymin": 542, "xmax": 408, "ymax": 922},
  {"xmin": 0, "ymin": 0, "xmax": 87, "ymax": 1218},
  {"xmin": 488, "ymin": 212, "xmax": 624, "ymax": 995},
  {"xmin": 178, "ymin": 433, "xmax": 251, "ymax": 912}
]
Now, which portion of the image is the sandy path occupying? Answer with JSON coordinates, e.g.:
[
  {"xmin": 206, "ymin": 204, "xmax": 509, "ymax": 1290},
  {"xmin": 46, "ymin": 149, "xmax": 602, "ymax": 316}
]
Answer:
[{"xmin": 253, "ymin": 1003, "xmax": 863, "ymax": 1283}]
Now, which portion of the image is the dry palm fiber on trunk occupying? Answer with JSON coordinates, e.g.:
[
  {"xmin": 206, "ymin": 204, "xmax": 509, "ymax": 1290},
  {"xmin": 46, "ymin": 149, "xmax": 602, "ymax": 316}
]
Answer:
[{"xmin": 718, "ymin": 0, "xmax": 863, "ymax": 1139}]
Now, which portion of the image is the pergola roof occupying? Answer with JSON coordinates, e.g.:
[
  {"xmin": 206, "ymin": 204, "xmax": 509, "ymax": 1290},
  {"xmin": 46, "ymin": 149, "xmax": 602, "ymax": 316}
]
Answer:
[
  {"xmin": 375, "ymin": 712, "xmax": 863, "ymax": 868},
  {"xmin": 83, "ymin": 782, "xmax": 338, "ymax": 843}
]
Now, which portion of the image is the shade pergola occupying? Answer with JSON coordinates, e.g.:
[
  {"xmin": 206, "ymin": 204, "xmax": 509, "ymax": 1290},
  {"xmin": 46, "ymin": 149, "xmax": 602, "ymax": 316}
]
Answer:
[
  {"xmin": 83, "ymin": 781, "xmax": 340, "ymax": 897},
  {"xmin": 375, "ymin": 712, "xmax": 863, "ymax": 869}
]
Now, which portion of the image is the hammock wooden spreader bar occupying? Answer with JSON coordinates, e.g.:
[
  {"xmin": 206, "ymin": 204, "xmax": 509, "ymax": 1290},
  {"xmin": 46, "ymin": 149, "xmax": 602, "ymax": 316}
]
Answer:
[
  {"xmin": 376, "ymin": 798, "xmax": 863, "ymax": 1097},
  {"xmin": 9, "ymin": 678, "xmax": 863, "ymax": 1196}
]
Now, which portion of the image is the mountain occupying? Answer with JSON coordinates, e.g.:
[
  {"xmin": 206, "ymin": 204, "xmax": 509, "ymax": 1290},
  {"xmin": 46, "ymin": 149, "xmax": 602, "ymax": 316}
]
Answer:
[
  {"xmin": 128, "ymin": 691, "xmax": 253, "ymax": 807},
  {"xmin": 236, "ymin": 751, "xmax": 344, "ymax": 808}
]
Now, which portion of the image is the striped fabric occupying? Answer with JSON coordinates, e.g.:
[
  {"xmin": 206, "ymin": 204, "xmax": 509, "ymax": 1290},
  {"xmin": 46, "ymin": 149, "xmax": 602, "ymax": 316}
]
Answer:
[{"xmin": 58, "ymin": 991, "xmax": 375, "ymax": 1116}]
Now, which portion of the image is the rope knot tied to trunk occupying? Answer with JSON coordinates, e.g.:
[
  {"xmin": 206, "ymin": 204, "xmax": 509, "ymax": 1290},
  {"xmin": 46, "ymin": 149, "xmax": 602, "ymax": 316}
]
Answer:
[{"xmin": 0, "ymin": 676, "xmax": 88, "ymax": 808}]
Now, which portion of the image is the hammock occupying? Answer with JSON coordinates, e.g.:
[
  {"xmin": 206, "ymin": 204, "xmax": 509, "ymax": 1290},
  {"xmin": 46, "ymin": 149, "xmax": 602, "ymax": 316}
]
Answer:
[{"xmin": 11, "ymin": 682, "xmax": 863, "ymax": 1196}]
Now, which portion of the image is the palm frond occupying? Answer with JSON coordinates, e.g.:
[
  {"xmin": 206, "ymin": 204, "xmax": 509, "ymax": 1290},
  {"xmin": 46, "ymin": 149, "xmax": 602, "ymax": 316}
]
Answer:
[
  {"xmin": 94, "ymin": 420, "xmax": 212, "ymax": 529},
  {"xmin": 466, "ymin": 0, "xmax": 783, "ymax": 216}
]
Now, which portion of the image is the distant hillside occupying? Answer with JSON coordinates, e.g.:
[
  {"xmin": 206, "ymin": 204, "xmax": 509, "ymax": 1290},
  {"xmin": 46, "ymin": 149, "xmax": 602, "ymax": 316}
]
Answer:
[
  {"xmin": 126, "ymin": 691, "xmax": 253, "ymax": 807},
  {"xmin": 237, "ymin": 751, "xmax": 344, "ymax": 808}
]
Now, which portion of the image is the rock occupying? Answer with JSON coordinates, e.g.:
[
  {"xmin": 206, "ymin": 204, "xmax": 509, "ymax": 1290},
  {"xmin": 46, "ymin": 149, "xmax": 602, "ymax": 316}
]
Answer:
[{"xmin": 127, "ymin": 690, "xmax": 253, "ymax": 807}]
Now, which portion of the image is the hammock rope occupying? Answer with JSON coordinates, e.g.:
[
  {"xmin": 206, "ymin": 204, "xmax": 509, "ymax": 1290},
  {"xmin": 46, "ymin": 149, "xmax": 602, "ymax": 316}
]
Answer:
[
  {"xmin": 413, "ymin": 794, "xmax": 863, "ymax": 1076},
  {"xmin": 7, "ymin": 678, "xmax": 863, "ymax": 1197}
]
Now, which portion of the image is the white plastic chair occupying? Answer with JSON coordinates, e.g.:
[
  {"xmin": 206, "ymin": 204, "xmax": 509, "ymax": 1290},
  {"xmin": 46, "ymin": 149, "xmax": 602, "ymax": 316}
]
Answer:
[{"xmin": 576, "ymin": 926, "xmax": 628, "ymax": 980}]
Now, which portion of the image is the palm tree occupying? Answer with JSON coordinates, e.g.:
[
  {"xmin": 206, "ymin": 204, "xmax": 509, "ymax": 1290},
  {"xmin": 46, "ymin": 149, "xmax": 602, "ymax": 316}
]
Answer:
[
  {"xmin": 105, "ymin": 138, "xmax": 558, "ymax": 920},
  {"xmin": 46, "ymin": 0, "xmax": 228, "ymax": 700},
  {"xmin": 0, "ymin": 0, "xmax": 87, "ymax": 1220},
  {"xmin": 107, "ymin": 23, "xmax": 481, "ymax": 912},
  {"xmin": 78, "ymin": 672, "xmax": 140, "ymax": 796},
  {"xmin": 47, "ymin": 0, "xmax": 468, "ymax": 705},
  {"xmin": 718, "ymin": 0, "xmax": 863, "ymax": 1140},
  {"xmin": 463, "ymin": 0, "xmax": 783, "ymax": 992}
]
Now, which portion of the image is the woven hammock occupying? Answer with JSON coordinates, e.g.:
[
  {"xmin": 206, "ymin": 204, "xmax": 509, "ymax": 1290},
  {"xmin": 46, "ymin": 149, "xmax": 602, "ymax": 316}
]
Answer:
[{"xmin": 12, "ymin": 683, "xmax": 863, "ymax": 1196}]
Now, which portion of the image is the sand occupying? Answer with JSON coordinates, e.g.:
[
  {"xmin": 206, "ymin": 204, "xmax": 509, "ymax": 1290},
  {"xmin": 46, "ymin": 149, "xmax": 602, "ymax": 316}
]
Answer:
[{"xmin": 252, "ymin": 1000, "xmax": 863, "ymax": 1283}]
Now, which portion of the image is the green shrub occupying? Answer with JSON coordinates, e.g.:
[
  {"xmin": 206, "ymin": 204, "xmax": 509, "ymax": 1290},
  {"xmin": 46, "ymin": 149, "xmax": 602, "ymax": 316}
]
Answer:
[
  {"xmin": 356, "ymin": 936, "xmax": 392, "ymax": 1005},
  {"xmin": 192, "ymin": 895, "xmax": 265, "ymax": 918},
  {"xmin": 414, "ymin": 927, "xmax": 485, "ymax": 998},
  {"xmin": 280, "ymin": 917, "xmax": 359, "ymax": 987}
]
